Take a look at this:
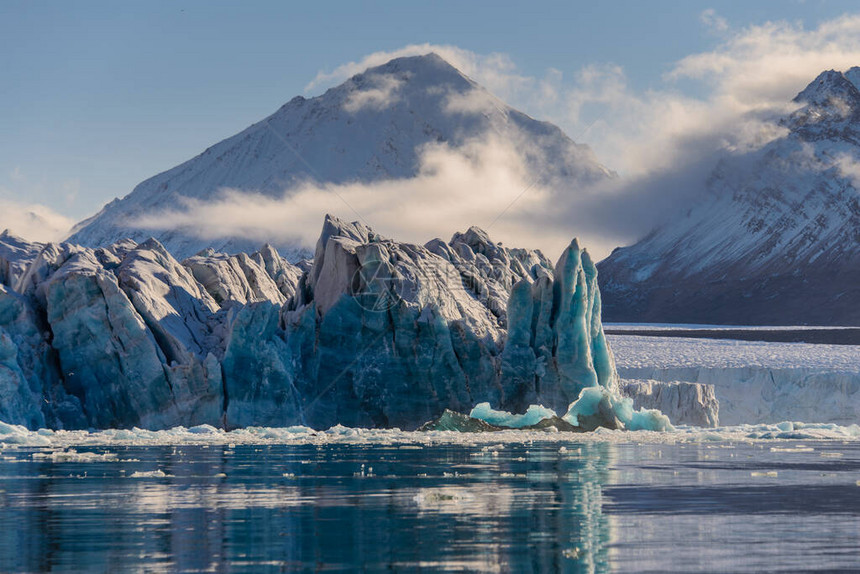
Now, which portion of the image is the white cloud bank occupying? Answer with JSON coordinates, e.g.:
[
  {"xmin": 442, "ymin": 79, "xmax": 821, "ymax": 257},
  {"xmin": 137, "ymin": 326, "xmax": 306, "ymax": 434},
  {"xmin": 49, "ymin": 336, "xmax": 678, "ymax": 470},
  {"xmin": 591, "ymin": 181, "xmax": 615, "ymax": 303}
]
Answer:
[
  {"xmin": 0, "ymin": 170, "xmax": 79, "ymax": 243},
  {"xmin": 132, "ymin": 137, "xmax": 592, "ymax": 259},
  {"xmin": 343, "ymin": 73, "xmax": 406, "ymax": 113},
  {"xmin": 0, "ymin": 198, "xmax": 75, "ymax": 243},
  {"xmin": 577, "ymin": 13, "xmax": 860, "ymax": 176}
]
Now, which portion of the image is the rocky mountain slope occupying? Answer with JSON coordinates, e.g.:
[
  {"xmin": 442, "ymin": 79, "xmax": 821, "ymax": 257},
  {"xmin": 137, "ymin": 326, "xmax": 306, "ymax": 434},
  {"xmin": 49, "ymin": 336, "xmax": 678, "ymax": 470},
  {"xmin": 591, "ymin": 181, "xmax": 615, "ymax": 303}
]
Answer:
[
  {"xmin": 598, "ymin": 68, "xmax": 860, "ymax": 325},
  {"xmin": 1, "ymin": 215, "xmax": 705, "ymax": 431},
  {"xmin": 67, "ymin": 53, "xmax": 612, "ymax": 260}
]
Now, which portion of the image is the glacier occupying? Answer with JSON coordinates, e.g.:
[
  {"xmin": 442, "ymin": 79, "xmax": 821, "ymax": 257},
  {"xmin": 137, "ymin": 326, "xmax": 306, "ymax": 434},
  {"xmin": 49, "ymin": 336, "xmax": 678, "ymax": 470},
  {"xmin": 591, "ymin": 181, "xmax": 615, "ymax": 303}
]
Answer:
[
  {"xmin": 620, "ymin": 380, "xmax": 719, "ymax": 427},
  {"xmin": 611, "ymin": 334, "xmax": 860, "ymax": 426},
  {"xmin": 0, "ymin": 216, "xmax": 695, "ymax": 432}
]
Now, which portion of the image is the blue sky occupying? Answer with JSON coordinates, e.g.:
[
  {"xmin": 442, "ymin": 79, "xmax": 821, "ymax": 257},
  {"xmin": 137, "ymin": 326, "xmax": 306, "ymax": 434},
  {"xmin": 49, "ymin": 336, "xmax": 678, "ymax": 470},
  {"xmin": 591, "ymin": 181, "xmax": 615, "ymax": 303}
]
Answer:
[{"xmin": 2, "ymin": 0, "xmax": 860, "ymax": 230}]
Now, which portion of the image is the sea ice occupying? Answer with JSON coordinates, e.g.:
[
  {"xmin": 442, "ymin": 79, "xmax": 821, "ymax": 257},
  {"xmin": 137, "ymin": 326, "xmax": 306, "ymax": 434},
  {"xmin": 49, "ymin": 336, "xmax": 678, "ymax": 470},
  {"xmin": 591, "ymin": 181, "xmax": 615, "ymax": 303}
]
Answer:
[
  {"xmin": 561, "ymin": 387, "xmax": 673, "ymax": 432},
  {"xmin": 129, "ymin": 469, "xmax": 170, "ymax": 478}
]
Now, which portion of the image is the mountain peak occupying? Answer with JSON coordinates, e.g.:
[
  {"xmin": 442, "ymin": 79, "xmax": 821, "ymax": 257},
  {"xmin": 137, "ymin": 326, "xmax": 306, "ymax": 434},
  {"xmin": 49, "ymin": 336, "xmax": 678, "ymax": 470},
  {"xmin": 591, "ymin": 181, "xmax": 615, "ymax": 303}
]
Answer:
[
  {"xmin": 599, "ymin": 65, "xmax": 860, "ymax": 325},
  {"xmin": 369, "ymin": 52, "xmax": 460, "ymax": 75},
  {"xmin": 793, "ymin": 69, "xmax": 860, "ymax": 107},
  {"xmin": 67, "ymin": 52, "xmax": 613, "ymax": 259},
  {"xmin": 344, "ymin": 52, "xmax": 476, "ymax": 98},
  {"xmin": 788, "ymin": 67, "xmax": 860, "ymax": 137},
  {"xmin": 844, "ymin": 66, "xmax": 860, "ymax": 88}
]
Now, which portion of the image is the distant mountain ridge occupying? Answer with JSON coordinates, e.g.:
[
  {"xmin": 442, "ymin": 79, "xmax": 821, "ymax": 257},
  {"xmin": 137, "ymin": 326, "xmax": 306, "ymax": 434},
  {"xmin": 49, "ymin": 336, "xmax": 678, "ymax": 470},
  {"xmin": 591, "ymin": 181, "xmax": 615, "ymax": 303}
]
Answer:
[
  {"xmin": 598, "ymin": 67, "xmax": 860, "ymax": 325},
  {"xmin": 68, "ymin": 53, "xmax": 613, "ymax": 260}
]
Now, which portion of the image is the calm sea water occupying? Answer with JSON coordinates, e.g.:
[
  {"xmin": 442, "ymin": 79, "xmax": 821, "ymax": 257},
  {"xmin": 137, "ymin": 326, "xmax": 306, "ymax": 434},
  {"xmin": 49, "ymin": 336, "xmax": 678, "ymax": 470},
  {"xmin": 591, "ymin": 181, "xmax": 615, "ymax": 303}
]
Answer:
[{"xmin": 0, "ymin": 439, "xmax": 858, "ymax": 573}]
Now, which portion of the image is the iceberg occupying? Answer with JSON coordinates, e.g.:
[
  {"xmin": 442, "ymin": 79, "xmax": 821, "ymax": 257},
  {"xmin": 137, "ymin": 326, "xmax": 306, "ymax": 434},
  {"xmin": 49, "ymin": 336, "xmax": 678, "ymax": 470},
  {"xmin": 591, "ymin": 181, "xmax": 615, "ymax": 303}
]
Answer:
[
  {"xmin": 469, "ymin": 403, "xmax": 557, "ymax": 429},
  {"xmin": 466, "ymin": 387, "xmax": 674, "ymax": 433},
  {"xmin": 562, "ymin": 386, "xmax": 673, "ymax": 432}
]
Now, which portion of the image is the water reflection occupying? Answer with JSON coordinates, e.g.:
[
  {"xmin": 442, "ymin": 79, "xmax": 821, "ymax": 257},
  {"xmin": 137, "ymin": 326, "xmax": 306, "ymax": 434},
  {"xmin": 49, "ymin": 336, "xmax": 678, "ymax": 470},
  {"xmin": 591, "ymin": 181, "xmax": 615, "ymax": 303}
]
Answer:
[
  {"xmin": 0, "ymin": 442, "xmax": 615, "ymax": 572},
  {"xmin": 5, "ymin": 440, "xmax": 858, "ymax": 572}
]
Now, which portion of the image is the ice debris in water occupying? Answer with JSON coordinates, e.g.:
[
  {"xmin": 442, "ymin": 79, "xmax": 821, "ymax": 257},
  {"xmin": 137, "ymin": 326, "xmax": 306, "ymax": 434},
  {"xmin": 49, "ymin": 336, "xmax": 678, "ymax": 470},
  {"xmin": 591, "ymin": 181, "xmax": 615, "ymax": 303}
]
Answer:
[
  {"xmin": 468, "ymin": 387, "xmax": 674, "ymax": 432},
  {"xmin": 129, "ymin": 470, "xmax": 170, "ymax": 478},
  {"xmin": 0, "ymin": 418, "xmax": 859, "ymax": 448},
  {"xmin": 31, "ymin": 449, "xmax": 119, "ymax": 462},
  {"xmin": 0, "ymin": 421, "xmax": 52, "ymax": 445},
  {"xmin": 468, "ymin": 403, "xmax": 557, "ymax": 429},
  {"xmin": 562, "ymin": 387, "xmax": 674, "ymax": 432}
]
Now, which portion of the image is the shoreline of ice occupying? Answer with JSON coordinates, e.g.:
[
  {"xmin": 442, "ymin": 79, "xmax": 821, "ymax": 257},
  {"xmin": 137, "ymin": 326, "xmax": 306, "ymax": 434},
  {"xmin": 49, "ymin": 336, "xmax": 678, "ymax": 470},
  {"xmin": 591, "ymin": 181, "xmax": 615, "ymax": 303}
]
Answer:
[
  {"xmin": 2, "ymin": 419, "xmax": 858, "ymax": 449},
  {"xmin": 605, "ymin": 323, "xmax": 858, "ymax": 332}
]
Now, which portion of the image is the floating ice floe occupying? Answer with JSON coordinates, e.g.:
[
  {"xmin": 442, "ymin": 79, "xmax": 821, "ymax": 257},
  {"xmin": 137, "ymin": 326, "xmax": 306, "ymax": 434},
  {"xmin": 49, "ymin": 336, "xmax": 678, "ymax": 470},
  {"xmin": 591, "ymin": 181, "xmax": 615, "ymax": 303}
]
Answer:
[
  {"xmin": 31, "ymin": 448, "xmax": 120, "ymax": 462},
  {"xmin": 468, "ymin": 403, "xmax": 557, "ymax": 429},
  {"xmin": 464, "ymin": 387, "xmax": 673, "ymax": 432},
  {"xmin": 129, "ymin": 469, "xmax": 170, "ymax": 478}
]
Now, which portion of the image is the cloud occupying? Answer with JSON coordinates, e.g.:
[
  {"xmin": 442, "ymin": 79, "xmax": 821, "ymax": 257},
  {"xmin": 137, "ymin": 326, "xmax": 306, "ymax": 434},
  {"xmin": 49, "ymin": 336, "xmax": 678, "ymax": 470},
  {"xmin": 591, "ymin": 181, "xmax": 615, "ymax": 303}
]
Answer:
[
  {"xmin": 131, "ymin": 136, "xmax": 616, "ymax": 260},
  {"xmin": 305, "ymin": 43, "xmax": 539, "ymax": 108},
  {"xmin": 0, "ymin": 198, "xmax": 75, "ymax": 243},
  {"xmin": 443, "ymin": 87, "xmax": 505, "ymax": 116},
  {"xmin": 343, "ymin": 73, "xmax": 406, "ymax": 113},
  {"xmin": 700, "ymin": 9, "xmax": 729, "ymax": 34},
  {"xmin": 669, "ymin": 15, "xmax": 860, "ymax": 105},
  {"xmin": 533, "ymin": 13, "xmax": 860, "ymax": 244},
  {"xmin": 835, "ymin": 153, "xmax": 860, "ymax": 187},
  {"xmin": 0, "ymin": 168, "xmax": 80, "ymax": 241}
]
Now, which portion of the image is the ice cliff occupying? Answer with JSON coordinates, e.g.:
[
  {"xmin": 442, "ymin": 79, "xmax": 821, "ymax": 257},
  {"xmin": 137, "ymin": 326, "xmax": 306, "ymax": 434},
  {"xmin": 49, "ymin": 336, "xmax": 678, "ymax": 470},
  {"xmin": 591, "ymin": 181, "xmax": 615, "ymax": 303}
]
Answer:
[
  {"xmin": 621, "ymin": 380, "xmax": 719, "ymax": 427},
  {"xmin": 0, "ymin": 217, "xmax": 708, "ymax": 431},
  {"xmin": 610, "ymin": 334, "xmax": 858, "ymax": 426}
]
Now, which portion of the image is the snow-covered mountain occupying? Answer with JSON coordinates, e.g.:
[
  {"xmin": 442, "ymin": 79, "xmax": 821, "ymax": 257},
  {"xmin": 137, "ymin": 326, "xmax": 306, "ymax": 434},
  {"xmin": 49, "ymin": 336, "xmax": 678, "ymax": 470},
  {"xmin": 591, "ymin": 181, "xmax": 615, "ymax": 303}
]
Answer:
[
  {"xmin": 598, "ymin": 68, "xmax": 860, "ymax": 325},
  {"xmin": 68, "ymin": 53, "xmax": 612, "ymax": 260}
]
